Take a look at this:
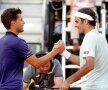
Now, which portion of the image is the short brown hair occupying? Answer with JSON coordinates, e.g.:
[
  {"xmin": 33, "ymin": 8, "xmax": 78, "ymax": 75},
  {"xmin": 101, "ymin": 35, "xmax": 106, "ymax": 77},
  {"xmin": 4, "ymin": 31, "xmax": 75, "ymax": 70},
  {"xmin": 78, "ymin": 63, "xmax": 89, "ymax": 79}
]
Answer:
[
  {"xmin": 1, "ymin": 8, "xmax": 22, "ymax": 29},
  {"xmin": 78, "ymin": 8, "xmax": 97, "ymax": 26}
]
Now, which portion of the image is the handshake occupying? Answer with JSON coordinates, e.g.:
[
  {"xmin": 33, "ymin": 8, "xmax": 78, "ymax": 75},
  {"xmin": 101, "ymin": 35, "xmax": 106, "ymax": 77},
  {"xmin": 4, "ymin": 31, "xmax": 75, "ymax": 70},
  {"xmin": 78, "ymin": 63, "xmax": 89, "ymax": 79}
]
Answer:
[{"xmin": 52, "ymin": 40, "xmax": 71, "ymax": 59}]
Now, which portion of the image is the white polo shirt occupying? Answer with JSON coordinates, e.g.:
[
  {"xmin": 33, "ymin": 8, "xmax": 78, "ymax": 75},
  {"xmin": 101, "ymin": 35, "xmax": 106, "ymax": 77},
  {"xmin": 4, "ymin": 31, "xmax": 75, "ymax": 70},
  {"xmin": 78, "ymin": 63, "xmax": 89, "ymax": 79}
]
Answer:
[{"xmin": 80, "ymin": 29, "xmax": 108, "ymax": 90}]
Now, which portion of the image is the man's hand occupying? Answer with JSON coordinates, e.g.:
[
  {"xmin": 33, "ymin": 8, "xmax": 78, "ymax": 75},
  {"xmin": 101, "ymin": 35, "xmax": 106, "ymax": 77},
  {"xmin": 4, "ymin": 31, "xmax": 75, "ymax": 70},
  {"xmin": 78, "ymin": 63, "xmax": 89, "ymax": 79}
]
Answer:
[
  {"xmin": 59, "ymin": 81, "xmax": 70, "ymax": 90},
  {"xmin": 53, "ymin": 40, "xmax": 65, "ymax": 54}
]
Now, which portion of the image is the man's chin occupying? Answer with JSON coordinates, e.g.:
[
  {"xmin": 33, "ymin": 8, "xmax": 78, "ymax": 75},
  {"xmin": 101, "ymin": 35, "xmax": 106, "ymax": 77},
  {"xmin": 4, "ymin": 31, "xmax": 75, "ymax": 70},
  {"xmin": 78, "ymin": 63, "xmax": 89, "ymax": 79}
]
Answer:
[{"xmin": 20, "ymin": 30, "xmax": 24, "ymax": 33}]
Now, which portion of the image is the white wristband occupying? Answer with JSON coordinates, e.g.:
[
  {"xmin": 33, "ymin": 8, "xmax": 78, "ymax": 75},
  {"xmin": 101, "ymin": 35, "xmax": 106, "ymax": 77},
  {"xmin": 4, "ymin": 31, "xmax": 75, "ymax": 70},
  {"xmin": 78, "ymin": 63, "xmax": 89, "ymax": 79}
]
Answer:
[{"xmin": 61, "ymin": 49, "xmax": 71, "ymax": 59}]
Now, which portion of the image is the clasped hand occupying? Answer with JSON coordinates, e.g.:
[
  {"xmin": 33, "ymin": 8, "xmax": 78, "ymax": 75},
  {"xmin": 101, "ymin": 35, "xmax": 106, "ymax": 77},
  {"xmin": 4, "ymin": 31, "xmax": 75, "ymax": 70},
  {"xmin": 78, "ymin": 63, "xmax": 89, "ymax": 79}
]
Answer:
[{"xmin": 52, "ymin": 40, "xmax": 65, "ymax": 54}]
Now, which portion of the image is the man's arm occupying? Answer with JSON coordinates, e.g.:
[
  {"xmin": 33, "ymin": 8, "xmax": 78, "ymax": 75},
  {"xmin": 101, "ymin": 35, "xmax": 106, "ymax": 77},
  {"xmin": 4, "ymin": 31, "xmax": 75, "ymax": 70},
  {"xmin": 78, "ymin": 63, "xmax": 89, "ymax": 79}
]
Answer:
[
  {"xmin": 53, "ymin": 77, "xmax": 63, "ymax": 88},
  {"xmin": 67, "ymin": 56, "xmax": 94, "ymax": 83},
  {"xmin": 25, "ymin": 40, "xmax": 65, "ymax": 69},
  {"xmin": 68, "ymin": 54, "xmax": 80, "ymax": 66},
  {"xmin": 61, "ymin": 50, "xmax": 80, "ymax": 66},
  {"xmin": 23, "ymin": 65, "xmax": 35, "ymax": 90},
  {"xmin": 52, "ymin": 59, "xmax": 64, "ymax": 88},
  {"xmin": 23, "ymin": 82, "xmax": 29, "ymax": 90},
  {"xmin": 60, "ymin": 56, "xmax": 95, "ymax": 90}
]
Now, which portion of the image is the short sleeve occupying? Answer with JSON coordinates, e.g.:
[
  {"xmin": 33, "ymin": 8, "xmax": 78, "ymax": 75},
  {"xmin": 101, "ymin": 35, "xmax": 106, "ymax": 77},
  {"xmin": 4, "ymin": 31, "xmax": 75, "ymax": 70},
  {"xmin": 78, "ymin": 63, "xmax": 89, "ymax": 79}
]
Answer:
[
  {"xmin": 23, "ymin": 65, "xmax": 35, "ymax": 84},
  {"xmin": 53, "ymin": 59, "xmax": 63, "ymax": 77},
  {"xmin": 81, "ymin": 36, "xmax": 96, "ymax": 58},
  {"xmin": 16, "ymin": 39, "xmax": 33, "ymax": 60}
]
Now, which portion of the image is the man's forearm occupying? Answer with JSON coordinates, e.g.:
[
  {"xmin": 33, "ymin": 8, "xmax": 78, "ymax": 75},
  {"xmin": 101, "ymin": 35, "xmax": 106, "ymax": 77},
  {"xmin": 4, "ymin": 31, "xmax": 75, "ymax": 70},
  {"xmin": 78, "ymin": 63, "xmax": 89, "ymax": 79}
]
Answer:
[
  {"xmin": 61, "ymin": 49, "xmax": 80, "ymax": 66},
  {"xmin": 68, "ymin": 54, "xmax": 80, "ymax": 66},
  {"xmin": 66, "ymin": 61, "xmax": 94, "ymax": 85}
]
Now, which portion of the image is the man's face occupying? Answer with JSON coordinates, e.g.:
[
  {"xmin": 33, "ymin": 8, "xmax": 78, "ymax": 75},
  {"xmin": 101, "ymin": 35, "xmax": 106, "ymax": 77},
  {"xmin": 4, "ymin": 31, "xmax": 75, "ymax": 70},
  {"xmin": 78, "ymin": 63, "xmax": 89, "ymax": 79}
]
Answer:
[
  {"xmin": 75, "ymin": 17, "xmax": 85, "ymax": 34},
  {"xmin": 39, "ymin": 62, "xmax": 51, "ymax": 74},
  {"xmin": 12, "ymin": 14, "xmax": 25, "ymax": 33}
]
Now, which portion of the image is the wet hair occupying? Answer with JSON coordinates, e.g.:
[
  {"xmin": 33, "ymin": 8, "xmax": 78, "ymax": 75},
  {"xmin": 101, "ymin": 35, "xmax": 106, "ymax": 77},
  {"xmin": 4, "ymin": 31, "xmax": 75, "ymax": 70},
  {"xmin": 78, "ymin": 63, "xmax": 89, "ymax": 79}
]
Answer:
[
  {"xmin": 78, "ymin": 8, "xmax": 97, "ymax": 26},
  {"xmin": 1, "ymin": 8, "xmax": 22, "ymax": 29}
]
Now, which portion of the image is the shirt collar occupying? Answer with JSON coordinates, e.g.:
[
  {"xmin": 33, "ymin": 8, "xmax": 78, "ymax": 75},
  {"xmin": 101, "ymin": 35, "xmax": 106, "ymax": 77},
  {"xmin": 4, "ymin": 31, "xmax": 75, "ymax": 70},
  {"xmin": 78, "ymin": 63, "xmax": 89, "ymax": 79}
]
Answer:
[
  {"xmin": 85, "ymin": 29, "xmax": 98, "ymax": 36},
  {"xmin": 5, "ymin": 32, "xmax": 18, "ymax": 37}
]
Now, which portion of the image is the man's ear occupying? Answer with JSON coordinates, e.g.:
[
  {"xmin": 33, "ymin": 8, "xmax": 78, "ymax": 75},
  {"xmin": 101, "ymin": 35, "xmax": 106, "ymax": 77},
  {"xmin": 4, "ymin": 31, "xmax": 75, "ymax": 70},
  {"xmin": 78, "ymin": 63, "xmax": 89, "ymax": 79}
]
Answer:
[
  {"xmin": 84, "ymin": 19, "xmax": 89, "ymax": 25},
  {"xmin": 11, "ymin": 20, "xmax": 16, "ymax": 26}
]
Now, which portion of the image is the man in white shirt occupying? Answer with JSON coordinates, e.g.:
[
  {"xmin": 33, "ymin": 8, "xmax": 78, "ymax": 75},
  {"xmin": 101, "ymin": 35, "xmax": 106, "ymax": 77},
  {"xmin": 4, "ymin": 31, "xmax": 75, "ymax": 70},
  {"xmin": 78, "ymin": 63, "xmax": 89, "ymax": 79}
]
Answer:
[
  {"xmin": 70, "ymin": 0, "xmax": 97, "ymax": 50},
  {"xmin": 60, "ymin": 8, "xmax": 108, "ymax": 90}
]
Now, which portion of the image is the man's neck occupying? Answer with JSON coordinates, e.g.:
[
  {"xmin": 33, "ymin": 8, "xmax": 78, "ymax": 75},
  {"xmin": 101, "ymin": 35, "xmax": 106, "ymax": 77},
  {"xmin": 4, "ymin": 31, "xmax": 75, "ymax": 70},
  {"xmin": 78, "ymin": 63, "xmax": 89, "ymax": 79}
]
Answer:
[
  {"xmin": 7, "ymin": 29, "xmax": 19, "ymax": 35},
  {"xmin": 84, "ymin": 25, "xmax": 95, "ymax": 35}
]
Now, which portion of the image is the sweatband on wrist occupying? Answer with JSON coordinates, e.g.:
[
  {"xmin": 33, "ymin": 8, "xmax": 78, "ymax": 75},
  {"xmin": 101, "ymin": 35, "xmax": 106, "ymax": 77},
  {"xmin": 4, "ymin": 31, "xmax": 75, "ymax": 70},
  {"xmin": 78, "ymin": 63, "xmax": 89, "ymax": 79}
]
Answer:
[{"xmin": 61, "ymin": 49, "xmax": 71, "ymax": 59}]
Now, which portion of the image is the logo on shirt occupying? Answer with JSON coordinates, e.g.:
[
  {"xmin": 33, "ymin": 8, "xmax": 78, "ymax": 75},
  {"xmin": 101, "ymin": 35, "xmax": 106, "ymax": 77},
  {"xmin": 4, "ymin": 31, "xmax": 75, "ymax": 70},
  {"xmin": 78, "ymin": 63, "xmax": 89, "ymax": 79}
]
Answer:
[{"xmin": 84, "ymin": 51, "xmax": 89, "ymax": 54}]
